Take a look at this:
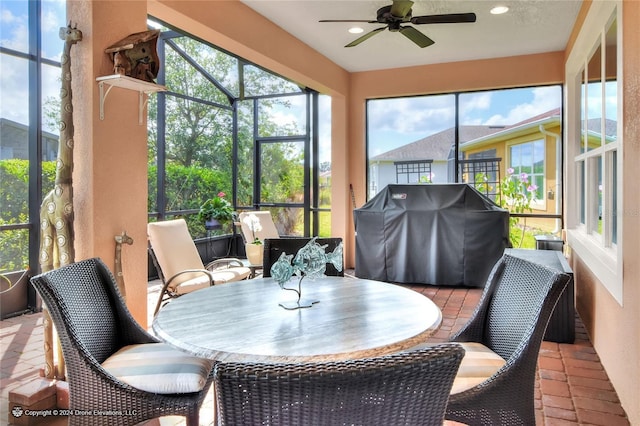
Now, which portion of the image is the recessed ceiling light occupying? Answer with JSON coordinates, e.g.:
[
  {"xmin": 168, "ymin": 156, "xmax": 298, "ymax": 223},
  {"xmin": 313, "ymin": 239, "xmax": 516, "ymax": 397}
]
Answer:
[
  {"xmin": 349, "ymin": 27, "xmax": 364, "ymax": 34},
  {"xmin": 490, "ymin": 6, "xmax": 509, "ymax": 15}
]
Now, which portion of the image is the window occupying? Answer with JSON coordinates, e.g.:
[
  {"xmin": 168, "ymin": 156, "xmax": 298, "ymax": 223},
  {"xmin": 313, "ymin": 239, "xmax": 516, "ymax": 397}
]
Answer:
[
  {"xmin": 509, "ymin": 140, "xmax": 545, "ymax": 203},
  {"xmin": 565, "ymin": 3, "xmax": 621, "ymax": 303},
  {"xmin": 395, "ymin": 160, "xmax": 433, "ymax": 183}
]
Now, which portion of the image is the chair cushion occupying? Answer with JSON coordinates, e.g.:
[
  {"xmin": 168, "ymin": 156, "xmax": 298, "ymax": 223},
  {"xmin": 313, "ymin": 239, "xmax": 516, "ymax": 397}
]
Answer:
[
  {"xmin": 208, "ymin": 267, "xmax": 251, "ymax": 284},
  {"xmin": 450, "ymin": 342, "xmax": 506, "ymax": 394},
  {"xmin": 173, "ymin": 274, "xmax": 213, "ymax": 295},
  {"xmin": 102, "ymin": 343, "xmax": 214, "ymax": 394}
]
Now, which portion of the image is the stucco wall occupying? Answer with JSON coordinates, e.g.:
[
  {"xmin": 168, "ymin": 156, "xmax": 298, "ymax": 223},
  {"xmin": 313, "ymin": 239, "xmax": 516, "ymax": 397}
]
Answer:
[{"xmin": 69, "ymin": 1, "xmax": 150, "ymax": 326}]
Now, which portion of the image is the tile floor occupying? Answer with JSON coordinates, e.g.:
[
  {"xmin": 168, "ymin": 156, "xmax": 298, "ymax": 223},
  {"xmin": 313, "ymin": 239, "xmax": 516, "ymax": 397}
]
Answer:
[{"xmin": 1, "ymin": 275, "xmax": 630, "ymax": 425}]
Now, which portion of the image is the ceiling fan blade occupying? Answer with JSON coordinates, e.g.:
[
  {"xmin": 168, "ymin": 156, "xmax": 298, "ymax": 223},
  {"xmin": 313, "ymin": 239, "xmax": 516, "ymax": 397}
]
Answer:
[
  {"xmin": 411, "ymin": 12, "xmax": 476, "ymax": 25},
  {"xmin": 399, "ymin": 26, "xmax": 435, "ymax": 48},
  {"xmin": 319, "ymin": 19, "xmax": 376, "ymax": 23},
  {"xmin": 390, "ymin": 0, "xmax": 414, "ymax": 18},
  {"xmin": 345, "ymin": 27, "xmax": 386, "ymax": 47}
]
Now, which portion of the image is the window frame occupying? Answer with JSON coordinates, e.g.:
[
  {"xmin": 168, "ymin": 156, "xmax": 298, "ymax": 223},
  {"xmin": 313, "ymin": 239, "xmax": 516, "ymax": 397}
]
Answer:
[{"xmin": 565, "ymin": 1, "xmax": 622, "ymax": 304}]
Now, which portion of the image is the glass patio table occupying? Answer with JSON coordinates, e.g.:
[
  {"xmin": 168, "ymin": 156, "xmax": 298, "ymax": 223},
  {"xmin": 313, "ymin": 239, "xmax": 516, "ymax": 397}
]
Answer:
[{"xmin": 152, "ymin": 276, "xmax": 442, "ymax": 363}]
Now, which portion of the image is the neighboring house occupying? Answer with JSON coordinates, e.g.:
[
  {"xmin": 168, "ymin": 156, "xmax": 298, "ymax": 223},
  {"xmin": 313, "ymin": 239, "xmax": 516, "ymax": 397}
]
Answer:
[
  {"xmin": 368, "ymin": 125, "xmax": 500, "ymax": 198},
  {"xmin": 370, "ymin": 109, "xmax": 569, "ymax": 231},
  {"xmin": 0, "ymin": 118, "xmax": 58, "ymax": 161}
]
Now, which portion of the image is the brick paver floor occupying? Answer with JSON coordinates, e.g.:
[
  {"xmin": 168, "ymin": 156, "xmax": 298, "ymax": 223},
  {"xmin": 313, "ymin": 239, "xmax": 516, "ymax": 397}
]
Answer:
[{"xmin": 1, "ymin": 276, "xmax": 630, "ymax": 425}]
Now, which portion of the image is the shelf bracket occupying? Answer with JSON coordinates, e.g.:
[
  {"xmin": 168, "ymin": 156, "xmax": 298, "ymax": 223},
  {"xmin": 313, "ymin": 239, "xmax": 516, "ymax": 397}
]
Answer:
[
  {"xmin": 98, "ymin": 81, "xmax": 116, "ymax": 121},
  {"xmin": 96, "ymin": 74, "xmax": 167, "ymax": 125}
]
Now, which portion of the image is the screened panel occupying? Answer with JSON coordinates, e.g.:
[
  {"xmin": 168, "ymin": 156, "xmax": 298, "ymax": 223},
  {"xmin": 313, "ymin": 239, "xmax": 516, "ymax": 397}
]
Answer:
[
  {"xmin": 171, "ymin": 37, "xmax": 239, "ymax": 97},
  {"xmin": 236, "ymin": 100, "xmax": 255, "ymax": 207},
  {"xmin": 0, "ymin": 1, "xmax": 28, "ymax": 52},
  {"xmin": 165, "ymin": 41, "xmax": 232, "ymax": 106},
  {"xmin": 265, "ymin": 207, "xmax": 304, "ymax": 237},
  {"xmin": 0, "ymin": 0, "xmax": 63, "ymax": 277},
  {"xmin": 243, "ymin": 64, "xmax": 301, "ymax": 97},
  {"xmin": 41, "ymin": 1, "xmax": 66, "ymax": 61},
  {"xmin": 367, "ymin": 94, "xmax": 455, "ymax": 198},
  {"xmin": 258, "ymin": 95, "xmax": 307, "ymax": 137},
  {"xmin": 259, "ymin": 141, "xmax": 304, "ymax": 204},
  {"xmin": 1, "ymin": 55, "xmax": 29, "ymax": 130},
  {"xmin": 42, "ymin": 63, "xmax": 62, "ymax": 137}
]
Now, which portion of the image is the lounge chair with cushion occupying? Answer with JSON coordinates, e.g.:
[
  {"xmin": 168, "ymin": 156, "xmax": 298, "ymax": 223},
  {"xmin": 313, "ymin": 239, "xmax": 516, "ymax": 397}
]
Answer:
[{"xmin": 148, "ymin": 218, "xmax": 250, "ymax": 315}]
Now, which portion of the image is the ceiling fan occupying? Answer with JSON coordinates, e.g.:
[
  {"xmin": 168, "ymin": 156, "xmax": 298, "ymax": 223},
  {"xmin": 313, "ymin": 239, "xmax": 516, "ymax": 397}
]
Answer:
[{"xmin": 319, "ymin": 0, "xmax": 476, "ymax": 48}]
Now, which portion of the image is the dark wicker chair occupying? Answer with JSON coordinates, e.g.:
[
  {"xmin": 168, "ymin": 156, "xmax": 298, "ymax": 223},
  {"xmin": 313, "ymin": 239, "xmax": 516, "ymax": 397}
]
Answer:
[
  {"xmin": 214, "ymin": 344, "xmax": 465, "ymax": 426},
  {"xmin": 30, "ymin": 258, "xmax": 215, "ymax": 426},
  {"xmin": 445, "ymin": 253, "xmax": 572, "ymax": 425},
  {"xmin": 263, "ymin": 237, "xmax": 344, "ymax": 277}
]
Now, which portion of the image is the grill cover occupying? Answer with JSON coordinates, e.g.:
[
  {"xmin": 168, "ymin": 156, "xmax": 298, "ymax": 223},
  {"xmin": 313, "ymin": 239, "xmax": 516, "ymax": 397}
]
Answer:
[{"xmin": 354, "ymin": 184, "xmax": 509, "ymax": 287}]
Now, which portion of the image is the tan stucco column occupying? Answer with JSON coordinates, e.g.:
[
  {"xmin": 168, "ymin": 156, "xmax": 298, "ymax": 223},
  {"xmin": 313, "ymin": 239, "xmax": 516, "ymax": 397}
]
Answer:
[{"xmin": 69, "ymin": 1, "xmax": 150, "ymax": 326}]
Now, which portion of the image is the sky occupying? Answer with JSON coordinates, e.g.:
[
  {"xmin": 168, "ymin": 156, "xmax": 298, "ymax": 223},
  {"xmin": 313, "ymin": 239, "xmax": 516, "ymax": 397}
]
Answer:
[
  {"xmin": 367, "ymin": 80, "xmax": 617, "ymax": 158},
  {"xmin": 1, "ymin": 0, "xmax": 66, "ymax": 133},
  {"xmin": 367, "ymin": 86, "xmax": 564, "ymax": 157}
]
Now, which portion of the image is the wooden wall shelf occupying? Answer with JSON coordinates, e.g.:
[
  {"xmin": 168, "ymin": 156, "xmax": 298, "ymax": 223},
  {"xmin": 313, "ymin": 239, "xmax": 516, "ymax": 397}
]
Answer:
[{"xmin": 96, "ymin": 74, "xmax": 167, "ymax": 124}]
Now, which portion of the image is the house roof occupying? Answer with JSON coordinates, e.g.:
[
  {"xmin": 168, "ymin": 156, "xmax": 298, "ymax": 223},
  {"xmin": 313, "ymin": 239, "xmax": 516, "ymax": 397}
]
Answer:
[
  {"xmin": 370, "ymin": 125, "xmax": 501, "ymax": 162},
  {"xmin": 586, "ymin": 117, "xmax": 617, "ymax": 138}
]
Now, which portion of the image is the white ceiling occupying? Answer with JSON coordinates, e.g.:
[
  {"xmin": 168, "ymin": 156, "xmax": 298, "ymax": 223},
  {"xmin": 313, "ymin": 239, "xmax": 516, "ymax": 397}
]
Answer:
[{"xmin": 241, "ymin": 0, "xmax": 583, "ymax": 72}]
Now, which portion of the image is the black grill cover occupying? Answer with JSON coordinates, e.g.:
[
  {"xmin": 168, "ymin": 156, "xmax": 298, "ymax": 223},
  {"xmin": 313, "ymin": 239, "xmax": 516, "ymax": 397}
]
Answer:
[{"xmin": 354, "ymin": 184, "xmax": 509, "ymax": 287}]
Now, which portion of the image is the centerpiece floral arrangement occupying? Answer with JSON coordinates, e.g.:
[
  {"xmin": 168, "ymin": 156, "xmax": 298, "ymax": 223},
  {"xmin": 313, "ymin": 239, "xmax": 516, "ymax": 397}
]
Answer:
[{"xmin": 198, "ymin": 192, "xmax": 233, "ymax": 227}]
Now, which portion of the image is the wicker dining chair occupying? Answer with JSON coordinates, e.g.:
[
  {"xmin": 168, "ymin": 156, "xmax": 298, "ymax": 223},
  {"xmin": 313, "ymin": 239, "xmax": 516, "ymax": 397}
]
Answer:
[
  {"xmin": 214, "ymin": 344, "xmax": 465, "ymax": 426},
  {"xmin": 30, "ymin": 258, "xmax": 215, "ymax": 426},
  {"xmin": 263, "ymin": 237, "xmax": 344, "ymax": 277},
  {"xmin": 444, "ymin": 253, "xmax": 572, "ymax": 425}
]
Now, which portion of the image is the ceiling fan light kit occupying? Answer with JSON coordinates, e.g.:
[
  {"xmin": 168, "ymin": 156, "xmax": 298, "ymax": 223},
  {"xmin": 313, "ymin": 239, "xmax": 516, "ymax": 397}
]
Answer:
[{"xmin": 320, "ymin": 0, "xmax": 476, "ymax": 48}]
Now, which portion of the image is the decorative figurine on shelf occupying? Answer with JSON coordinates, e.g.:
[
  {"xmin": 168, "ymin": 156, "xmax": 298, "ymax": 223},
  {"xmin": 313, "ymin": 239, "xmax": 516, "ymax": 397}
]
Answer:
[
  {"xmin": 105, "ymin": 29, "xmax": 160, "ymax": 82},
  {"xmin": 270, "ymin": 237, "xmax": 343, "ymax": 310}
]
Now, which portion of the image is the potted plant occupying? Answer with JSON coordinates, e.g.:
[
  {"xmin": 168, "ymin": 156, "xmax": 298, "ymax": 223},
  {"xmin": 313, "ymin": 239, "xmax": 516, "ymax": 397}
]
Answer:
[
  {"xmin": 242, "ymin": 213, "xmax": 264, "ymax": 265},
  {"xmin": 198, "ymin": 192, "xmax": 233, "ymax": 230}
]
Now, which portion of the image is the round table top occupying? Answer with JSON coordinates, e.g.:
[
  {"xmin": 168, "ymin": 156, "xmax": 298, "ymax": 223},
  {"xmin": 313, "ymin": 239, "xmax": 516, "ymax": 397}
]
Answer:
[{"xmin": 152, "ymin": 276, "xmax": 442, "ymax": 363}]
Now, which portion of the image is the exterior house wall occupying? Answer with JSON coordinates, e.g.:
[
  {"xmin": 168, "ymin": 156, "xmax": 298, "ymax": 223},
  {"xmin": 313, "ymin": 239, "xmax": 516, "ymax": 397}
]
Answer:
[{"xmin": 463, "ymin": 123, "xmax": 562, "ymax": 232}]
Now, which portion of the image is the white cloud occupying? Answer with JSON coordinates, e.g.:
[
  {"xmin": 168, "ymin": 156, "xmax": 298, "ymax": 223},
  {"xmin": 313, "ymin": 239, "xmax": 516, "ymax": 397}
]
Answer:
[
  {"xmin": 1, "ymin": 9, "xmax": 14, "ymax": 23},
  {"xmin": 483, "ymin": 86, "xmax": 561, "ymax": 125},
  {"xmin": 0, "ymin": 54, "xmax": 29, "ymax": 125},
  {"xmin": 460, "ymin": 92, "xmax": 492, "ymax": 116},
  {"xmin": 368, "ymin": 95, "xmax": 455, "ymax": 136}
]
